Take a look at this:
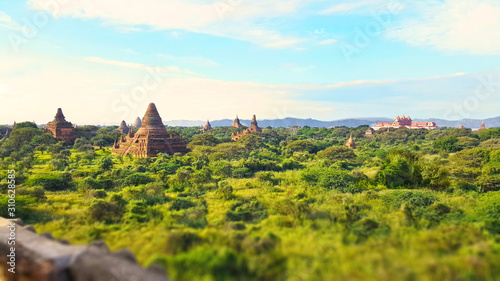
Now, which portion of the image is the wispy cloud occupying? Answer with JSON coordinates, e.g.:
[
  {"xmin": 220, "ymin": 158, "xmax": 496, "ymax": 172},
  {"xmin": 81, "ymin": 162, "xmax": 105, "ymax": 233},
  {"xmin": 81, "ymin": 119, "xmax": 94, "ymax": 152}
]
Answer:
[
  {"xmin": 158, "ymin": 54, "xmax": 219, "ymax": 67},
  {"xmin": 319, "ymin": 0, "xmax": 398, "ymax": 15},
  {"xmin": 84, "ymin": 56, "xmax": 198, "ymax": 75},
  {"xmin": 0, "ymin": 11, "xmax": 32, "ymax": 33},
  {"xmin": 386, "ymin": 0, "xmax": 500, "ymax": 55},
  {"xmin": 28, "ymin": 0, "xmax": 311, "ymax": 49},
  {"xmin": 318, "ymin": 39, "xmax": 337, "ymax": 45}
]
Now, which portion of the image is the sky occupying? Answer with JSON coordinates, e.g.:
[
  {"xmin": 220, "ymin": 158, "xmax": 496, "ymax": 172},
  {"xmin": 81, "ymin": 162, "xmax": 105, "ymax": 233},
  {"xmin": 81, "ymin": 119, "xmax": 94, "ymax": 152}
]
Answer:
[{"xmin": 1, "ymin": 0, "xmax": 500, "ymax": 125}]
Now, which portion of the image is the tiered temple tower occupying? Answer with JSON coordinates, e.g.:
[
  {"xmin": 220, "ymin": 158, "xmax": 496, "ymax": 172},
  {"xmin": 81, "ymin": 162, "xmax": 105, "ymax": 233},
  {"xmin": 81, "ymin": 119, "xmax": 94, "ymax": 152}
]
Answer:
[
  {"xmin": 231, "ymin": 115, "xmax": 262, "ymax": 141},
  {"xmin": 345, "ymin": 133, "xmax": 356, "ymax": 149},
  {"xmin": 200, "ymin": 120, "xmax": 213, "ymax": 132},
  {"xmin": 116, "ymin": 120, "xmax": 130, "ymax": 134},
  {"xmin": 44, "ymin": 108, "xmax": 76, "ymax": 143},
  {"xmin": 133, "ymin": 117, "xmax": 142, "ymax": 128},
  {"xmin": 231, "ymin": 115, "xmax": 243, "ymax": 128},
  {"xmin": 112, "ymin": 103, "xmax": 189, "ymax": 157}
]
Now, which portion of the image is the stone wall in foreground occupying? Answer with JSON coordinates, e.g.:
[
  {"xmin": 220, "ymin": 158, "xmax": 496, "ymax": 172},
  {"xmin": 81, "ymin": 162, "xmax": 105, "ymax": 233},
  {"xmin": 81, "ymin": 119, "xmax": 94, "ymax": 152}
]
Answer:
[{"xmin": 0, "ymin": 217, "xmax": 169, "ymax": 281}]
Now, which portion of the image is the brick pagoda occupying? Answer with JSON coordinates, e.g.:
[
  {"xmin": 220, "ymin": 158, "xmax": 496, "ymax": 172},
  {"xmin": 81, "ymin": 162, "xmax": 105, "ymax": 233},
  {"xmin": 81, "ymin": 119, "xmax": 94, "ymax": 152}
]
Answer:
[
  {"xmin": 200, "ymin": 120, "xmax": 213, "ymax": 132},
  {"xmin": 231, "ymin": 115, "xmax": 262, "ymax": 141},
  {"xmin": 231, "ymin": 115, "xmax": 243, "ymax": 128},
  {"xmin": 44, "ymin": 108, "xmax": 76, "ymax": 143},
  {"xmin": 112, "ymin": 103, "xmax": 189, "ymax": 157},
  {"xmin": 115, "ymin": 120, "xmax": 130, "ymax": 134}
]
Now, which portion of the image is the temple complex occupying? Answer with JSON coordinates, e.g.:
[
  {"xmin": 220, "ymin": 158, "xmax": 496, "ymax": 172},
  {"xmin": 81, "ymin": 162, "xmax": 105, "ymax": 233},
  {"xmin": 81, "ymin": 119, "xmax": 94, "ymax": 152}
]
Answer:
[
  {"xmin": 133, "ymin": 117, "xmax": 142, "ymax": 128},
  {"xmin": 200, "ymin": 120, "xmax": 213, "ymax": 132},
  {"xmin": 115, "ymin": 121, "xmax": 130, "ymax": 134},
  {"xmin": 459, "ymin": 125, "xmax": 464, "ymax": 129},
  {"xmin": 231, "ymin": 115, "xmax": 244, "ymax": 128},
  {"xmin": 44, "ymin": 108, "xmax": 76, "ymax": 143},
  {"xmin": 231, "ymin": 115, "xmax": 262, "ymax": 141},
  {"xmin": 374, "ymin": 115, "xmax": 438, "ymax": 130},
  {"xmin": 345, "ymin": 134, "xmax": 356, "ymax": 149},
  {"xmin": 112, "ymin": 103, "xmax": 189, "ymax": 157},
  {"xmin": 365, "ymin": 128, "xmax": 373, "ymax": 138}
]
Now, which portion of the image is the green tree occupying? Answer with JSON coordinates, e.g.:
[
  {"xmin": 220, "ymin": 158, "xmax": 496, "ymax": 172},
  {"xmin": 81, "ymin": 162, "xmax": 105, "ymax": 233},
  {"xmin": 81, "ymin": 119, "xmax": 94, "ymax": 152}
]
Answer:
[{"xmin": 317, "ymin": 146, "xmax": 357, "ymax": 162}]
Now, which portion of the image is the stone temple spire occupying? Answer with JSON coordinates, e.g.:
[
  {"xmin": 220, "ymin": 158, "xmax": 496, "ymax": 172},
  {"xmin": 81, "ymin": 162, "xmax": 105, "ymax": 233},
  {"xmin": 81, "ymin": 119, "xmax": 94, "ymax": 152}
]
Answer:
[
  {"xmin": 200, "ymin": 120, "xmax": 213, "ymax": 132},
  {"xmin": 231, "ymin": 115, "xmax": 243, "ymax": 128},
  {"xmin": 116, "ymin": 120, "xmax": 130, "ymax": 134},
  {"xmin": 133, "ymin": 117, "xmax": 142, "ymax": 128},
  {"xmin": 251, "ymin": 115, "xmax": 258, "ymax": 126},
  {"xmin": 54, "ymin": 108, "xmax": 66, "ymax": 122}
]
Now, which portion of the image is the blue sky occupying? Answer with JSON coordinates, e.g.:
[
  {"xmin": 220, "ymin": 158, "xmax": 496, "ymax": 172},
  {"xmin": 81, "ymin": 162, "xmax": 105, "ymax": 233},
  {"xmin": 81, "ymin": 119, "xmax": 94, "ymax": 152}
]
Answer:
[{"xmin": 1, "ymin": 0, "xmax": 500, "ymax": 125}]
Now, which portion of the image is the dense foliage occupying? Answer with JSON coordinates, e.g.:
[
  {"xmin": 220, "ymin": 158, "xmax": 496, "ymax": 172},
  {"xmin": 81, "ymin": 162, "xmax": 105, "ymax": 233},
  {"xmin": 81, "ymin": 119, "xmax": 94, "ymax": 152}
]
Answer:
[{"xmin": 1, "ymin": 124, "xmax": 500, "ymax": 280}]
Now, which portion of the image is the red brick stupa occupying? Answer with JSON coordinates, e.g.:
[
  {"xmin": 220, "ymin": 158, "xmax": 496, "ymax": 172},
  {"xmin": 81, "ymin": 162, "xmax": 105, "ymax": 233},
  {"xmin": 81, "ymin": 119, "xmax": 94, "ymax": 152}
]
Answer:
[
  {"xmin": 116, "ymin": 120, "xmax": 130, "ymax": 134},
  {"xmin": 44, "ymin": 108, "xmax": 76, "ymax": 143},
  {"xmin": 231, "ymin": 115, "xmax": 243, "ymax": 128},
  {"xmin": 200, "ymin": 120, "xmax": 213, "ymax": 132},
  {"xmin": 112, "ymin": 103, "xmax": 189, "ymax": 157},
  {"xmin": 231, "ymin": 115, "xmax": 263, "ymax": 141}
]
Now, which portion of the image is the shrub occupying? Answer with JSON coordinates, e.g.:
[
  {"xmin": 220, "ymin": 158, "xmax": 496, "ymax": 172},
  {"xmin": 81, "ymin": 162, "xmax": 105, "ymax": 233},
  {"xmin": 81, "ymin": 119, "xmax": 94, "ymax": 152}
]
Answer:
[
  {"xmin": 165, "ymin": 231, "xmax": 203, "ymax": 255},
  {"xmin": 25, "ymin": 173, "xmax": 72, "ymax": 191},
  {"xmin": 162, "ymin": 248, "xmax": 251, "ymax": 281},
  {"xmin": 125, "ymin": 173, "xmax": 154, "ymax": 186},
  {"xmin": 317, "ymin": 146, "xmax": 357, "ymax": 162},
  {"xmin": 0, "ymin": 195, "xmax": 35, "ymax": 221},
  {"xmin": 210, "ymin": 161, "xmax": 233, "ymax": 177},
  {"xmin": 456, "ymin": 182, "xmax": 479, "ymax": 192},
  {"xmin": 301, "ymin": 168, "xmax": 357, "ymax": 192},
  {"xmin": 88, "ymin": 189, "xmax": 107, "ymax": 198},
  {"xmin": 170, "ymin": 198, "xmax": 196, "ymax": 211},
  {"xmin": 215, "ymin": 182, "xmax": 234, "ymax": 200},
  {"xmin": 381, "ymin": 190, "xmax": 437, "ymax": 209},
  {"xmin": 281, "ymin": 159, "xmax": 303, "ymax": 170},
  {"xmin": 232, "ymin": 167, "xmax": 252, "ymax": 179},
  {"xmin": 88, "ymin": 199, "xmax": 125, "ymax": 223},
  {"xmin": 226, "ymin": 200, "xmax": 267, "ymax": 223},
  {"xmin": 17, "ymin": 186, "xmax": 46, "ymax": 200}
]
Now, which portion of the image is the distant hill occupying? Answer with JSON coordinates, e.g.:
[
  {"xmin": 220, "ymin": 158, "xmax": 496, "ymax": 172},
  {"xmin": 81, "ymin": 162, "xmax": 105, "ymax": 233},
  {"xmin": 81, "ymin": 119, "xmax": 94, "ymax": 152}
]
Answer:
[{"xmin": 165, "ymin": 116, "xmax": 500, "ymax": 129}]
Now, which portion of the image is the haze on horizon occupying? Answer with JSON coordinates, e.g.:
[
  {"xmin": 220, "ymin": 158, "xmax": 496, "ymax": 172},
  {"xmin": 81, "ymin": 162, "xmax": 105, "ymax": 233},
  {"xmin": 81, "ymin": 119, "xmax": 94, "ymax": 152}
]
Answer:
[{"xmin": 1, "ymin": 0, "xmax": 500, "ymax": 125}]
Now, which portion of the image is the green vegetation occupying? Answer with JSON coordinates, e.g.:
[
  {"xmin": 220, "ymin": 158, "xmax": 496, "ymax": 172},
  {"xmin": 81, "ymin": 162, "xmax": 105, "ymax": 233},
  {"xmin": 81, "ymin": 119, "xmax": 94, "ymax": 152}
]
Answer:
[{"xmin": 1, "ymin": 124, "xmax": 500, "ymax": 280}]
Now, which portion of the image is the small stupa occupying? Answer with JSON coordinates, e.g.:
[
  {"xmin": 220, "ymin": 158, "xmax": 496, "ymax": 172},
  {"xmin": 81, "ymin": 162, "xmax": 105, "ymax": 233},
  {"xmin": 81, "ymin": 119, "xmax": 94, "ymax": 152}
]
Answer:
[
  {"xmin": 345, "ymin": 133, "xmax": 356, "ymax": 149},
  {"xmin": 478, "ymin": 121, "xmax": 486, "ymax": 132}
]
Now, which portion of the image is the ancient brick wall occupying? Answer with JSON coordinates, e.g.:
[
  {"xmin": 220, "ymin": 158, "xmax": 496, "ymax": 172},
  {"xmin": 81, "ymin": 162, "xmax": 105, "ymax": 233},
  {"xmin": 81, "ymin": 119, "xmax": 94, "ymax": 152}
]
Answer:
[{"xmin": 0, "ymin": 218, "xmax": 169, "ymax": 281}]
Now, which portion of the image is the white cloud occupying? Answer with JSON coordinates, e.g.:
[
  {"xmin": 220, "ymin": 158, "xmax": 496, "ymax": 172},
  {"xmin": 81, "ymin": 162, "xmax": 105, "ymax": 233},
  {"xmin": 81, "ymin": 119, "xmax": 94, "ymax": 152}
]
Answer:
[
  {"xmin": 84, "ymin": 56, "xmax": 198, "ymax": 76},
  {"xmin": 0, "ymin": 11, "xmax": 32, "ymax": 33},
  {"xmin": 319, "ymin": 0, "xmax": 396, "ymax": 15},
  {"xmin": 28, "ymin": 0, "xmax": 311, "ymax": 49},
  {"xmin": 386, "ymin": 0, "xmax": 500, "ymax": 54},
  {"xmin": 318, "ymin": 39, "xmax": 337, "ymax": 45},
  {"xmin": 278, "ymin": 64, "xmax": 315, "ymax": 73},
  {"xmin": 158, "ymin": 54, "xmax": 219, "ymax": 67}
]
